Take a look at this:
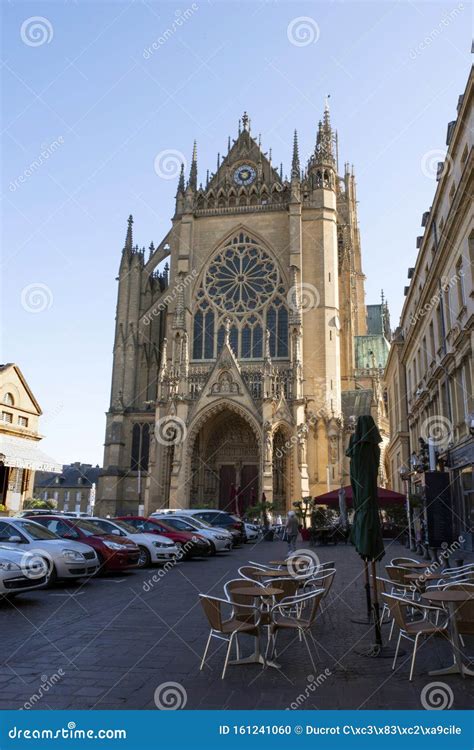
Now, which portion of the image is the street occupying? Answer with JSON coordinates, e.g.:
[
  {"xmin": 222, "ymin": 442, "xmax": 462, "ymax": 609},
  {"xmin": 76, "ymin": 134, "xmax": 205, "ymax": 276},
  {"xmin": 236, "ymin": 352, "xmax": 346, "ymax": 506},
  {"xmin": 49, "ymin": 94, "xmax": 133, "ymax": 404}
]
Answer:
[{"xmin": 0, "ymin": 539, "xmax": 472, "ymax": 710}]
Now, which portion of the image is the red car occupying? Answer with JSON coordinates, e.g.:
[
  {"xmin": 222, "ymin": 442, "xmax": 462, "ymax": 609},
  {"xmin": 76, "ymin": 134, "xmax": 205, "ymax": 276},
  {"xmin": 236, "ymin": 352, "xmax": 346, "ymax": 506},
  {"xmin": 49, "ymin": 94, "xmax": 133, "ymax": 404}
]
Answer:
[
  {"xmin": 26, "ymin": 515, "xmax": 140, "ymax": 573},
  {"xmin": 116, "ymin": 516, "xmax": 211, "ymax": 559}
]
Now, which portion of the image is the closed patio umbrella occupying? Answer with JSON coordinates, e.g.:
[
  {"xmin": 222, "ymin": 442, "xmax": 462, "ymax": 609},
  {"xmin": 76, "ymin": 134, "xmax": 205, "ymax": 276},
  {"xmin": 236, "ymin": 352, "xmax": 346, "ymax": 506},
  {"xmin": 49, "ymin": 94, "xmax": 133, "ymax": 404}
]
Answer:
[{"xmin": 346, "ymin": 415, "xmax": 389, "ymax": 656}]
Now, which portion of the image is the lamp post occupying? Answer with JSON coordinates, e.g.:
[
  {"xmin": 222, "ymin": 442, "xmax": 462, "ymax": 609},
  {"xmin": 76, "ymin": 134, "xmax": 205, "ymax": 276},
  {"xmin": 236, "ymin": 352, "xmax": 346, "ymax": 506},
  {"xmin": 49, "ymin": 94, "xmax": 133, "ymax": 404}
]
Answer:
[{"xmin": 398, "ymin": 464, "xmax": 412, "ymax": 550}]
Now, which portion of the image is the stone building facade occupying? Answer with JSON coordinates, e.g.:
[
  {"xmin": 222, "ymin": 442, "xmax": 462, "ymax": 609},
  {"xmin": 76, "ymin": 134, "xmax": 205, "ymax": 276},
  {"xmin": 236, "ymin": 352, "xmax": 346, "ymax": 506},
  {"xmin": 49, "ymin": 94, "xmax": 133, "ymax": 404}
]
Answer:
[
  {"xmin": 34, "ymin": 462, "xmax": 101, "ymax": 514},
  {"xmin": 0, "ymin": 364, "xmax": 61, "ymax": 512},
  {"xmin": 97, "ymin": 107, "xmax": 388, "ymax": 516},
  {"xmin": 385, "ymin": 67, "xmax": 473, "ymax": 548}
]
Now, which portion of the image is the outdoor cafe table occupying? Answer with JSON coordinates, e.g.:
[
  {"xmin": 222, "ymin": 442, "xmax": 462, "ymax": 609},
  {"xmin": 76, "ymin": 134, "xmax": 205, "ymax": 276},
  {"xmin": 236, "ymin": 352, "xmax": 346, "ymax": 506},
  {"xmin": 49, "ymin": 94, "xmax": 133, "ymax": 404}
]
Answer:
[
  {"xmin": 401, "ymin": 562, "xmax": 430, "ymax": 569},
  {"xmin": 228, "ymin": 586, "xmax": 283, "ymax": 670},
  {"xmin": 421, "ymin": 589, "xmax": 474, "ymax": 678},
  {"xmin": 269, "ymin": 559, "xmax": 311, "ymax": 566},
  {"xmin": 252, "ymin": 569, "xmax": 288, "ymax": 579}
]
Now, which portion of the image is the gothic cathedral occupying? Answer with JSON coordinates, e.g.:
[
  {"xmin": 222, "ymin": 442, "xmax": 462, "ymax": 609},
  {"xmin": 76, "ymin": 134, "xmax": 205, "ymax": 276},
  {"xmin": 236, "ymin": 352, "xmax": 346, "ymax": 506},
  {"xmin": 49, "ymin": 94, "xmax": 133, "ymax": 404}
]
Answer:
[{"xmin": 97, "ymin": 106, "xmax": 390, "ymax": 516}]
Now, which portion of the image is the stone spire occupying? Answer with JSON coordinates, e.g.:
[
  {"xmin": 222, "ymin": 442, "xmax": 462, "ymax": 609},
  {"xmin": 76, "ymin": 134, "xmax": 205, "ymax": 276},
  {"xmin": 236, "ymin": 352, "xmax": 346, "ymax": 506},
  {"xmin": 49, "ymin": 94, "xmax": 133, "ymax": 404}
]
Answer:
[
  {"xmin": 291, "ymin": 130, "xmax": 300, "ymax": 180},
  {"xmin": 188, "ymin": 141, "xmax": 197, "ymax": 190},
  {"xmin": 124, "ymin": 215, "xmax": 133, "ymax": 252},
  {"xmin": 177, "ymin": 163, "xmax": 185, "ymax": 194},
  {"xmin": 314, "ymin": 98, "xmax": 335, "ymax": 165},
  {"xmin": 241, "ymin": 111, "xmax": 249, "ymax": 131}
]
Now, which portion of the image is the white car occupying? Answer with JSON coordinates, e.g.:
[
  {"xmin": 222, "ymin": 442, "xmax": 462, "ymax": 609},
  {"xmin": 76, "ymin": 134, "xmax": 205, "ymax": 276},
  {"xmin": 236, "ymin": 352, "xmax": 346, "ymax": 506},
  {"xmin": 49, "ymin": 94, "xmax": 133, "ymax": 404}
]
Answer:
[
  {"xmin": 152, "ymin": 513, "xmax": 233, "ymax": 554},
  {"xmin": 244, "ymin": 522, "xmax": 262, "ymax": 542},
  {"xmin": 0, "ymin": 518, "xmax": 99, "ymax": 581},
  {"xmin": 0, "ymin": 546, "xmax": 49, "ymax": 597},
  {"xmin": 88, "ymin": 517, "xmax": 178, "ymax": 568}
]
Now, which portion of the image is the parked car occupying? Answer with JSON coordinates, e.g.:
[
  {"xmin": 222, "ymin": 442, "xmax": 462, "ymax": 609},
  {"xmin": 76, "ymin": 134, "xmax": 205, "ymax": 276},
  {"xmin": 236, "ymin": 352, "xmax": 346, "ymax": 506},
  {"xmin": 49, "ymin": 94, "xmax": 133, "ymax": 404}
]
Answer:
[
  {"xmin": 151, "ymin": 513, "xmax": 233, "ymax": 554},
  {"xmin": 0, "ymin": 545, "xmax": 49, "ymax": 597},
  {"xmin": 0, "ymin": 518, "xmax": 99, "ymax": 581},
  {"xmin": 161, "ymin": 509, "xmax": 246, "ymax": 545},
  {"xmin": 25, "ymin": 516, "xmax": 139, "ymax": 574},
  {"xmin": 117, "ymin": 517, "xmax": 211, "ymax": 559},
  {"xmin": 87, "ymin": 517, "xmax": 178, "ymax": 568},
  {"xmin": 244, "ymin": 522, "xmax": 262, "ymax": 542}
]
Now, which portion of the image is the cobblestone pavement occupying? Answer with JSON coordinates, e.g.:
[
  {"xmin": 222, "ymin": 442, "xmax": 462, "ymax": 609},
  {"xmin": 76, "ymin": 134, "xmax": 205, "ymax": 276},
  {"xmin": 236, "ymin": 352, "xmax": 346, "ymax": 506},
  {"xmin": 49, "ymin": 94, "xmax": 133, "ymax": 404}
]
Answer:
[{"xmin": 0, "ymin": 538, "xmax": 472, "ymax": 710}]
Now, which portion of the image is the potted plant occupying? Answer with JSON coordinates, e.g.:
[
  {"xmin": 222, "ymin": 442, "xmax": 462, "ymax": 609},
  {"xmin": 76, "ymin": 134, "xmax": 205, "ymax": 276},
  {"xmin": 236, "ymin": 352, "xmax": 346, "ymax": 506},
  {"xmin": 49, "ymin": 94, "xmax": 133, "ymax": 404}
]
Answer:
[{"xmin": 0, "ymin": 504, "xmax": 8, "ymax": 517}]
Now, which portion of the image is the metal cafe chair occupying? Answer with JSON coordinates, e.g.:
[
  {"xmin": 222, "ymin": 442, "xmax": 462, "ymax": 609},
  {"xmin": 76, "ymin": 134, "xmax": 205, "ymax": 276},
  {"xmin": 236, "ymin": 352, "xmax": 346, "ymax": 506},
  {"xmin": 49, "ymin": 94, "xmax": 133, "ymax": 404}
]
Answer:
[
  {"xmin": 199, "ymin": 594, "xmax": 262, "ymax": 679},
  {"xmin": 381, "ymin": 593, "xmax": 450, "ymax": 681},
  {"xmin": 238, "ymin": 565, "xmax": 266, "ymax": 582},
  {"xmin": 390, "ymin": 557, "xmax": 421, "ymax": 566},
  {"xmin": 266, "ymin": 589, "xmax": 324, "ymax": 673},
  {"xmin": 302, "ymin": 568, "xmax": 336, "ymax": 621}
]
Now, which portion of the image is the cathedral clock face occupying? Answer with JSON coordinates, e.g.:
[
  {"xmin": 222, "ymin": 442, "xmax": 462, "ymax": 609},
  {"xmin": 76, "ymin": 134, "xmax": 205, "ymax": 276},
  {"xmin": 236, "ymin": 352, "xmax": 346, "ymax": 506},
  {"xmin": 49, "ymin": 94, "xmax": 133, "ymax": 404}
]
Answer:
[{"xmin": 233, "ymin": 163, "xmax": 256, "ymax": 186}]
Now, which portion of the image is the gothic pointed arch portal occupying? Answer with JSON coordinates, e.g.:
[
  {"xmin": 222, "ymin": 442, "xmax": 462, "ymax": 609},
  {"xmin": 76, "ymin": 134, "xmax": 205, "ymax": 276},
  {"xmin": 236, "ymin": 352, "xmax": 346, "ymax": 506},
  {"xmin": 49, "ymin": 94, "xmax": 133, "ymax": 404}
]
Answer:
[{"xmin": 188, "ymin": 405, "xmax": 261, "ymax": 512}]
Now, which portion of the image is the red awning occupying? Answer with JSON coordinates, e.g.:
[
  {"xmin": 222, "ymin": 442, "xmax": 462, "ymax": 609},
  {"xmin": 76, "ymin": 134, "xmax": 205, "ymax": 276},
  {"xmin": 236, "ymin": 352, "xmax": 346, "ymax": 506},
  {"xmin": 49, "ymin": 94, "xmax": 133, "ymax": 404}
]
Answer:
[{"xmin": 314, "ymin": 485, "xmax": 405, "ymax": 508}]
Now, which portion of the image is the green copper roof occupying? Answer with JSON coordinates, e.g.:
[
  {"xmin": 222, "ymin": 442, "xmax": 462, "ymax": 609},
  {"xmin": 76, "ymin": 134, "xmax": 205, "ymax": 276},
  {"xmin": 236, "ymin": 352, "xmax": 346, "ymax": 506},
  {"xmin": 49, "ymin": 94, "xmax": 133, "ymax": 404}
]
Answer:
[{"xmin": 355, "ymin": 335, "xmax": 390, "ymax": 369}]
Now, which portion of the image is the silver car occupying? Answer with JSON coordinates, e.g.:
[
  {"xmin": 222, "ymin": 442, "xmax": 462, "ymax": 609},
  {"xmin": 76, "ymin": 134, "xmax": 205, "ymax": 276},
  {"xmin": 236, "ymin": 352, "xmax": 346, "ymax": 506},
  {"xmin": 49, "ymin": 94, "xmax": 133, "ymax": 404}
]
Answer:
[
  {"xmin": 151, "ymin": 513, "xmax": 233, "ymax": 553},
  {"xmin": 0, "ymin": 546, "xmax": 49, "ymax": 597},
  {"xmin": 0, "ymin": 518, "xmax": 99, "ymax": 581}
]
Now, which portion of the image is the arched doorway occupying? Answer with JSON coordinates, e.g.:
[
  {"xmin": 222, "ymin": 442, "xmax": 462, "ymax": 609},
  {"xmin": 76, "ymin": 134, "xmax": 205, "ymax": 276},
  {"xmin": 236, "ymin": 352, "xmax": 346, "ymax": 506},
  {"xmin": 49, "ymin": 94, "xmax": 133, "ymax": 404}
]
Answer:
[{"xmin": 189, "ymin": 408, "xmax": 260, "ymax": 512}]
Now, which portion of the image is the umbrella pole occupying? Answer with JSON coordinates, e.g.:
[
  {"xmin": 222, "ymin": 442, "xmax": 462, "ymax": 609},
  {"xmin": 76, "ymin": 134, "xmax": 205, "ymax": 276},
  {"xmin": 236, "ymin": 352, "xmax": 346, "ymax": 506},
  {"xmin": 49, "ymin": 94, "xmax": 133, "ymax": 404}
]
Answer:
[
  {"xmin": 371, "ymin": 560, "xmax": 382, "ymax": 647},
  {"xmin": 364, "ymin": 561, "xmax": 372, "ymax": 622}
]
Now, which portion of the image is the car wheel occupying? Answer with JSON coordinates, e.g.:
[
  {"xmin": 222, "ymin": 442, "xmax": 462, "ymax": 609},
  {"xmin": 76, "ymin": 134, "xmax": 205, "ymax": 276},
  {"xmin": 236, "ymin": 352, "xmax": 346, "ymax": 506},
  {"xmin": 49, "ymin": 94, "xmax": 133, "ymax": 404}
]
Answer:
[
  {"xmin": 208, "ymin": 541, "xmax": 217, "ymax": 556},
  {"xmin": 137, "ymin": 546, "xmax": 151, "ymax": 568},
  {"xmin": 175, "ymin": 541, "xmax": 186, "ymax": 560},
  {"xmin": 46, "ymin": 562, "xmax": 58, "ymax": 586},
  {"xmin": 93, "ymin": 553, "xmax": 106, "ymax": 576}
]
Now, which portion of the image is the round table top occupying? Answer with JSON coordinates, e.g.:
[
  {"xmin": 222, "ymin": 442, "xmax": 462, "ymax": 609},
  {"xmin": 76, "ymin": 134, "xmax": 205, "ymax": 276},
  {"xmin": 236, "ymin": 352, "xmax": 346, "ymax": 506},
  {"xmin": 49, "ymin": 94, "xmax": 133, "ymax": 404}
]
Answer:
[
  {"xmin": 231, "ymin": 586, "xmax": 283, "ymax": 597},
  {"xmin": 269, "ymin": 559, "xmax": 311, "ymax": 566},
  {"xmin": 252, "ymin": 569, "xmax": 287, "ymax": 578},
  {"xmin": 405, "ymin": 572, "xmax": 443, "ymax": 581},
  {"xmin": 399, "ymin": 561, "xmax": 429, "ymax": 569},
  {"xmin": 422, "ymin": 590, "xmax": 474, "ymax": 603}
]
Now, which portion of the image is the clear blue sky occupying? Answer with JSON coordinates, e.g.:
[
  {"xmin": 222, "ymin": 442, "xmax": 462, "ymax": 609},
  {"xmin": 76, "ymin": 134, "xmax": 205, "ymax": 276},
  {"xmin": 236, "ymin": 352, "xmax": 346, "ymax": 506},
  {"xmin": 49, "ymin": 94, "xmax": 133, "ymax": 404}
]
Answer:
[{"xmin": 2, "ymin": 0, "xmax": 471, "ymax": 467}]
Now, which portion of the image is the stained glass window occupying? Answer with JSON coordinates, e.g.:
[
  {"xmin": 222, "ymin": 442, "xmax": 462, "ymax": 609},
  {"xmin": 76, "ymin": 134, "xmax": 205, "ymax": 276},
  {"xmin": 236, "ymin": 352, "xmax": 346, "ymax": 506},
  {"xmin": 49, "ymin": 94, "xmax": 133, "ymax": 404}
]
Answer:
[{"xmin": 193, "ymin": 233, "xmax": 289, "ymax": 360}]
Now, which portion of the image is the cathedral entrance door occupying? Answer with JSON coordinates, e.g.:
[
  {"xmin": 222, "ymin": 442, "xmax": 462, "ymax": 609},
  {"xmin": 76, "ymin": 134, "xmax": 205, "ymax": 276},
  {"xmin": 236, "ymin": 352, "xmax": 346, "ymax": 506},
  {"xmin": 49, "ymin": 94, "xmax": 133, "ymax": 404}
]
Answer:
[
  {"xmin": 240, "ymin": 465, "xmax": 258, "ymax": 514},
  {"xmin": 219, "ymin": 465, "xmax": 236, "ymax": 511}
]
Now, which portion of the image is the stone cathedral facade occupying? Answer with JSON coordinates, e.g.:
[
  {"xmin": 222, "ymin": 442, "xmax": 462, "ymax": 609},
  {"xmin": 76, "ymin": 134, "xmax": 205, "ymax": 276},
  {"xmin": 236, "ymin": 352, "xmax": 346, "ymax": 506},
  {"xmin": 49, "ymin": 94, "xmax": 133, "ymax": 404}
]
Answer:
[{"xmin": 97, "ymin": 108, "xmax": 389, "ymax": 516}]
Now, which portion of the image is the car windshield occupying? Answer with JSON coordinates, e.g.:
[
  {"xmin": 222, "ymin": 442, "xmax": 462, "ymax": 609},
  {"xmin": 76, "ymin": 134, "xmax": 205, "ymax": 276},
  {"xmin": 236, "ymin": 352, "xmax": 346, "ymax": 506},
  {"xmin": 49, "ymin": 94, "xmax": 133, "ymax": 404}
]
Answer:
[
  {"xmin": 184, "ymin": 516, "xmax": 212, "ymax": 529},
  {"xmin": 208, "ymin": 513, "xmax": 234, "ymax": 524},
  {"xmin": 162, "ymin": 518, "xmax": 193, "ymax": 531},
  {"xmin": 73, "ymin": 519, "xmax": 110, "ymax": 537},
  {"xmin": 15, "ymin": 520, "xmax": 59, "ymax": 541},
  {"xmin": 106, "ymin": 520, "xmax": 136, "ymax": 534}
]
